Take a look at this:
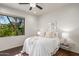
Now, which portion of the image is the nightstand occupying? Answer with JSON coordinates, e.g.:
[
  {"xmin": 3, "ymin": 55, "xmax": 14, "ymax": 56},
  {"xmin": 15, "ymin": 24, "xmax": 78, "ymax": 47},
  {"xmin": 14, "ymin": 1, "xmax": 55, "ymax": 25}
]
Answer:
[
  {"xmin": 60, "ymin": 38, "xmax": 75, "ymax": 50},
  {"xmin": 60, "ymin": 43, "xmax": 71, "ymax": 49}
]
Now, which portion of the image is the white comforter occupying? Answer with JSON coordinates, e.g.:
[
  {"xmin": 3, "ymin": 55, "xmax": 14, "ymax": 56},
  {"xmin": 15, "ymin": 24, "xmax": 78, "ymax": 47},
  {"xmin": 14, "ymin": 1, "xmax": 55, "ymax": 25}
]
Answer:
[{"xmin": 22, "ymin": 36, "xmax": 60, "ymax": 56}]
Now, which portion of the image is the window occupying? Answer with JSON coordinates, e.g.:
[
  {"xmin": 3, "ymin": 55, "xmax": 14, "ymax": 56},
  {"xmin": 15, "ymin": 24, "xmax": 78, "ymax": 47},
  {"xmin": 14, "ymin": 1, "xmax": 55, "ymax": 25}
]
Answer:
[{"xmin": 0, "ymin": 15, "xmax": 25, "ymax": 37}]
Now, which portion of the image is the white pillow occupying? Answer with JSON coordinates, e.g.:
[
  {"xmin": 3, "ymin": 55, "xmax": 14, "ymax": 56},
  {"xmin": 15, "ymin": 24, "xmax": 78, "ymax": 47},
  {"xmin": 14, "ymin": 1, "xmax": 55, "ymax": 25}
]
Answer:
[{"xmin": 37, "ymin": 31, "xmax": 46, "ymax": 37}]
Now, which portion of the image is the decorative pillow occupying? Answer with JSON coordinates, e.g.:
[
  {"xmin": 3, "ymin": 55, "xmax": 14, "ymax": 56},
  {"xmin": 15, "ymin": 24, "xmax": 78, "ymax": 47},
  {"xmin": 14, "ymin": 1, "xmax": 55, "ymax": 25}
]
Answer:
[{"xmin": 45, "ymin": 32, "xmax": 57, "ymax": 38}]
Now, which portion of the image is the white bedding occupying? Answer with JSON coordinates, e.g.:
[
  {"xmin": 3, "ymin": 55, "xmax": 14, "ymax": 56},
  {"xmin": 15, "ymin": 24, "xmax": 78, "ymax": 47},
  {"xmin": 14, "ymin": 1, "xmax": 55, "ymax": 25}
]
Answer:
[{"xmin": 22, "ymin": 36, "xmax": 60, "ymax": 56}]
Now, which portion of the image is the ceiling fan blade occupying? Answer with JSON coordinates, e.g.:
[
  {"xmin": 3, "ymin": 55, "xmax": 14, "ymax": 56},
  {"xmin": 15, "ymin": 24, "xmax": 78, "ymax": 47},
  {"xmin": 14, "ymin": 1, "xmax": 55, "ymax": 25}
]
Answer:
[
  {"xmin": 29, "ymin": 7, "xmax": 32, "ymax": 10},
  {"xmin": 19, "ymin": 3, "xmax": 29, "ymax": 4},
  {"xmin": 36, "ymin": 5, "xmax": 43, "ymax": 10}
]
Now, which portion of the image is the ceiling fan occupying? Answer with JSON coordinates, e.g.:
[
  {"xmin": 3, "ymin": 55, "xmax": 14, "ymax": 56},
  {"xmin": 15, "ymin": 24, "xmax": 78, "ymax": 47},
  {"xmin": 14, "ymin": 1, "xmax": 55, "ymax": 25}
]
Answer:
[{"xmin": 19, "ymin": 3, "xmax": 43, "ymax": 10}]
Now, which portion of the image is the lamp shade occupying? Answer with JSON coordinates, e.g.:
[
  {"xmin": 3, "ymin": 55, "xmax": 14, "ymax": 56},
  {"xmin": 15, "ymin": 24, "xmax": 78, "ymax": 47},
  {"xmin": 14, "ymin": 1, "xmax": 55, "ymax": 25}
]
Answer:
[{"xmin": 62, "ymin": 32, "xmax": 69, "ymax": 38}]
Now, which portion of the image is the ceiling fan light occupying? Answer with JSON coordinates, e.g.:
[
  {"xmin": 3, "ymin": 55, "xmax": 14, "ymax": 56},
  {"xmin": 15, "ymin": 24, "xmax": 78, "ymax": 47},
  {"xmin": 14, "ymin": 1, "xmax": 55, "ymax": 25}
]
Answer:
[{"xmin": 30, "ymin": 3, "xmax": 36, "ymax": 7}]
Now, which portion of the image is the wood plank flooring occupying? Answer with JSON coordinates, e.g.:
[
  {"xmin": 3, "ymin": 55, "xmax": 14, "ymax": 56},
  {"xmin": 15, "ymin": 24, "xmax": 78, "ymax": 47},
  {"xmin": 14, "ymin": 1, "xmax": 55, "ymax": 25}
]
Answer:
[{"xmin": 0, "ymin": 46, "xmax": 79, "ymax": 56}]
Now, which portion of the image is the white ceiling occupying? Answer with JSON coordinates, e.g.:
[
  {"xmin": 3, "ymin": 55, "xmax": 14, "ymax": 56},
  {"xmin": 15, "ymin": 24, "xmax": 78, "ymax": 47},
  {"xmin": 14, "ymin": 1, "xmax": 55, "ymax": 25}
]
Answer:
[{"xmin": 0, "ymin": 3, "xmax": 69, "ymax": 16}]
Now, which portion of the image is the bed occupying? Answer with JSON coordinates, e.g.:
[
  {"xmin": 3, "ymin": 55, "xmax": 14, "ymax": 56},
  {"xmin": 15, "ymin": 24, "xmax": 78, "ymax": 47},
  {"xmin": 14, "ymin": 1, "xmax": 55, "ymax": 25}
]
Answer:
[{"xmin": 22, "ymin": 36, "xmax": 60, "ymax": 56}]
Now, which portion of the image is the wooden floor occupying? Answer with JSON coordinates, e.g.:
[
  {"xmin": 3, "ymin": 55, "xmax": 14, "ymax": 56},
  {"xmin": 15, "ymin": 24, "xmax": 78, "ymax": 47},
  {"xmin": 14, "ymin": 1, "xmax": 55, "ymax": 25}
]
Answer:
[
  {"xmin": 0, "ymin": 46, "xmax": 79, "ymax": 56},
  {"xmin": 54, "ymin": 48, "xmax": 79, "ymax": 56}
]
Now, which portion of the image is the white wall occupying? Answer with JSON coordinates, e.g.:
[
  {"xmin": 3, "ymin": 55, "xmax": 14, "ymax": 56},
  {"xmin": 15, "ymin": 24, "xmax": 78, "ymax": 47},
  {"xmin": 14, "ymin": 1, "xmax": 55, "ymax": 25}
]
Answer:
[
  {"xmin": 39, "ymin": 4, "xmax": 79, "ymax": 53},
  {"xmin": 0, "ymin": 6, "xmax": 38, "ymax": 51},
  {"xmin": 25, "ymin": 15, "xmax": 38, "ymax": 37}
]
